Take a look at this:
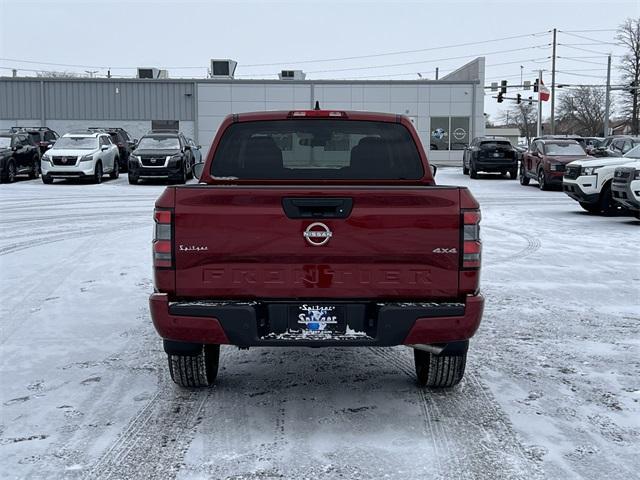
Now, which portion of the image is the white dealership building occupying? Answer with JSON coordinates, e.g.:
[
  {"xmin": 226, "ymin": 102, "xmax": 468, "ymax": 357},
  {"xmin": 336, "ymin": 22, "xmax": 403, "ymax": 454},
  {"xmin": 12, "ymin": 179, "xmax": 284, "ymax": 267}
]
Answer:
[{"xmin": 0, "ymin": 58, "xmax": 485, "ymax": 165}]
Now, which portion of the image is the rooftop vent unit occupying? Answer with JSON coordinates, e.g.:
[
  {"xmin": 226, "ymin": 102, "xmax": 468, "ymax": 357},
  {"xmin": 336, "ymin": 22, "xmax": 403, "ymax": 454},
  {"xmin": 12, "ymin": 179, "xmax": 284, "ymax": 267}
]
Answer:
[
  {"xmin": 279, "ymin": 70, "xmax": 306, "ymax": 80},
  {"xmin": 137, "ymin": 68, "xmax": 168, "ymax": 79},
  {"xmin": 210, "ymin": 59, "xmax": 237, "ymax": 79}
]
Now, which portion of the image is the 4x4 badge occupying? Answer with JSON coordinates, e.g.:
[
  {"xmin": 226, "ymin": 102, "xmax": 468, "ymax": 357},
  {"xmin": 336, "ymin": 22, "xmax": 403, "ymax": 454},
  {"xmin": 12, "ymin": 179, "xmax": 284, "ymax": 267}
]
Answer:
[{"xmin": 432, "ymin": 248, "xmax": 457, "ymax": 254}]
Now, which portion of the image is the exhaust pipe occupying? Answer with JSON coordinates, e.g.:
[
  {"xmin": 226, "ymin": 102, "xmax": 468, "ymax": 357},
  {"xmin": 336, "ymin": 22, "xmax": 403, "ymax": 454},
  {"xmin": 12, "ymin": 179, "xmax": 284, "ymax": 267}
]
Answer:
[{"xmin": 409, "ymin": 344, "xmax": 445, "ymax": 355}]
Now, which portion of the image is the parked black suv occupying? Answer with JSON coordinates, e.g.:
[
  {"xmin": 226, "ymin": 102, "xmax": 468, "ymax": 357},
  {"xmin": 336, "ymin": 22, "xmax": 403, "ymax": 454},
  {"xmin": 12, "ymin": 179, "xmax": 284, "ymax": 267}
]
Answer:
[
  {"xmin": 88, "ymin": 127, "xmax": 136, "ymax": 172},
  {"xmin": 11, "ymin": 127, "xmax": 59, "ymax": 154},
  {"xmin": 0, "ymin": 131, "xmax": 41, "ymax": 183},
  {"xmin": 463, "ymin": 136, "xmax": 518, "ymax": 179},
  {"xmin": 128, "ymin": 131, "xmax": 194, "ymax": 184}
]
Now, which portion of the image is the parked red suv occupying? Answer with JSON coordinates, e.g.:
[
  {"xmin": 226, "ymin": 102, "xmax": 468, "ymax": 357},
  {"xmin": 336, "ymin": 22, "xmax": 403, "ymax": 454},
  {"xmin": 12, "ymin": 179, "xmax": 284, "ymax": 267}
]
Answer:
[
  {"xmin": 149, "ymin": 110, "xmax": 484, "ymax": 389},
  {"xmin": 520, "ymin": 139, "xmax": 591, "ymax": 190}
]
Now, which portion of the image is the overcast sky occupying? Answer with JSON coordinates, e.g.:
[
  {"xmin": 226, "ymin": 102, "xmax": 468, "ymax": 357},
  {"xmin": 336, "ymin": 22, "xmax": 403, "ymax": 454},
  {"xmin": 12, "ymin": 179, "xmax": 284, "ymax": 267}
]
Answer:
[{"xmin": 0, "ymin": 0, "xmax": 638, "ymax": 120}]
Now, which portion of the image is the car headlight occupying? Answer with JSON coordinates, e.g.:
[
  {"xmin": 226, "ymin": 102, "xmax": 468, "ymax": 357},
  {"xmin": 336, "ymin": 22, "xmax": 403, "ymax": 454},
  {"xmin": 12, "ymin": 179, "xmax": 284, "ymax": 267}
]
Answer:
[
  {"xmin": 80, "ymin": 154, "xmax": 94, "ymax": 162},
  {"xmin": 635, "ymin": 170, "xmax": 640, "ymax": 180},
  {"xmin": 168, "ymin": 154, "xmax": 182, "ymax": 163},
  {"xmin": 550, "ymin": 164, "xmax": 562, "ymax": 171},
  {"xmin": 42, "ymin": 155, "xmax": 52, "ymax": 164},
  {"xmin": 130, "ymin": 154, "xmax": 141, "ymax": 163},
  {"xmin": 581, "ymin": 166, "xmax": 602, "ymax": 175}
]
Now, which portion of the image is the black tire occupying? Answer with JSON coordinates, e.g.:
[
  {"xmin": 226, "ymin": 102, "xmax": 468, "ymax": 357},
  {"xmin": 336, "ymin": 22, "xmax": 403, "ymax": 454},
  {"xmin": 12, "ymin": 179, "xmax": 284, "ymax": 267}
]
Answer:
[
  {"xmin": 171, "ymin": 166, "xmax": 187, "ymax": 185},
  {"xmin": 168, "ymin": 344, "xmax": 220, "ymax": 388},
  {"xmin": 5, "ymin": 160, "xmax": 16, "ymax": 183},
  {"xmin": 110, "ymin": 158, "xmax": 120, "ymax": 179},
  {"xmin": 579, "ymin": 201, "xmax": 599, "ymax": 213},
  {"xmin": 509, "ymin": 168, "xmax": 518, "ymax": 180},
  {"xmin": 597, "ymin": 182, "xmax": 617, "ymax": 215},
  {"xmin": 42, "ymin": 175, "xmax": 53, "ymax": 184},
  {"xmin": 29, "ymin": 156, "xmax": 40, "ymax": 179},
  {"xmin": 462, "ymin": 164, "xmax": 469, "ymax": 175},
  {"xmin": 414, "ymin": 349, "xmax": 466, "ymax": 388},
  {"xmin": 93, "ymin": 162, "xmax": 103, "ymax": 184},
  {"xmin": 538, "ymin": 169, "xmax": 549, "ymax": 191},
  {"xmin": 519, "ymin": 165, "xmax": 530, "ymax": 185},
  {"xmin": 128, "ymin": 173, "xmax": 139, "ymax": 185},
  {"xmin": 469, "ymin": 163, "xmax": 478, "ymax": 179}
]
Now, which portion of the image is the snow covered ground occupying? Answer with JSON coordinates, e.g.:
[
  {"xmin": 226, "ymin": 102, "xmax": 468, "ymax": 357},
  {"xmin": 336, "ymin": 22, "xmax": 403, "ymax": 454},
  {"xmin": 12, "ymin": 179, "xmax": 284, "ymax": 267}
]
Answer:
[{"xmin": 1, "ymin": 169, "xmax": 638, "ymax": 480}]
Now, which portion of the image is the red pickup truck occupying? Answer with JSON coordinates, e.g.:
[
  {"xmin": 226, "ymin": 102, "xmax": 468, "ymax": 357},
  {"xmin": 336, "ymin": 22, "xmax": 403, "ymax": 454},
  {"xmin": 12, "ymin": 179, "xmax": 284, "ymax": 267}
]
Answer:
[{"xmin": 149, "ymin": 110, "xmax": 483, "ymax": 389}]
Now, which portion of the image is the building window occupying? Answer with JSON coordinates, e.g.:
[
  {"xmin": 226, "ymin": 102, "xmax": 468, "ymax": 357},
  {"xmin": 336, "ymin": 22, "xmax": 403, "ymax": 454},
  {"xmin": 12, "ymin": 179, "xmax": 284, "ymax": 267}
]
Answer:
[{"xmin": 429, "ymin": 116, "xmax": 470, "ymax": 150}]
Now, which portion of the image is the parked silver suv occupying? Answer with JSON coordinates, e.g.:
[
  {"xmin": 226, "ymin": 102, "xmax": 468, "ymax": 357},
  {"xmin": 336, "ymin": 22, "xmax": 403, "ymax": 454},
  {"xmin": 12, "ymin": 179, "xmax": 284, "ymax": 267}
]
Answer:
[{"xmin": 41, "ymin": 131, "xmax": 119, "ymax": 184}]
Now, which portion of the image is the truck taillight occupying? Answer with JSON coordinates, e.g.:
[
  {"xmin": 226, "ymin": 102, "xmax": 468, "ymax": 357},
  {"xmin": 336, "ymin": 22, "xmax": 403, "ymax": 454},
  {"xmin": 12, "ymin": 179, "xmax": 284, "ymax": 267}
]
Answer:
[
  {"xmin": 153, "ymin": 208, "xmax": 173, "ymax": 268},
  {"xmin": 462, "ymin": 209, "xmax": 481, "ymax": 269}
]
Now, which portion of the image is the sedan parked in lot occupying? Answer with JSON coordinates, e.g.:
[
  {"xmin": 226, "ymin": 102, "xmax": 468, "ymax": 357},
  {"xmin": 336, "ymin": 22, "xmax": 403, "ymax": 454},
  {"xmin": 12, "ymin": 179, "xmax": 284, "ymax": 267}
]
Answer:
[
  {"xmin": 128, "ymin": 131, "xmax": 194, "ymax": 184},
  {"xmin": 520, "ymin": 139, "xmax": 590, "ymax": 190},
  {"xmin": 41, "ymin": 131, "xmax": 120, "ymax": 184},
  {"xmin": 0, "ymin": 131, "xmax": 41, "ymax": 183},
  {"xmin": 463, "ymin": 136, "xmax": 518, "ymax": 179}
]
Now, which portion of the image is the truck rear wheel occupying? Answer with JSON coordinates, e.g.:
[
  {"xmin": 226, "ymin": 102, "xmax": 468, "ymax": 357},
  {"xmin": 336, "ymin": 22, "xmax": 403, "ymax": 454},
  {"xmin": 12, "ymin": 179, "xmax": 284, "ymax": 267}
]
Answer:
[
  {"xmin": 519, "ymin": 165, "xmax": 530, "ymax": 185},
  {"xmin": 167, "ymin": 344, "xmax": 220, "ymax": 388},
  {"xmin": 414, "ymin": 349, "xmax": 466, "ymax": 388}
]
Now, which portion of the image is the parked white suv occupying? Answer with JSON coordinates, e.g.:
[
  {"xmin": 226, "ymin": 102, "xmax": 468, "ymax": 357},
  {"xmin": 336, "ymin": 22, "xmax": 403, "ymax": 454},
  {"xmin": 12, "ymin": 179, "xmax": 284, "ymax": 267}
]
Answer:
[
  {"xmin": 611, "ymin": 149, "xmax": 640, "ymax": 219},
  {"xmin": 562, "ymin": 145, "xmax": 640, "ymax": 214},
  {"xmin": 41, "ymin": 131, "xmax": 119, "ymax": 184}
]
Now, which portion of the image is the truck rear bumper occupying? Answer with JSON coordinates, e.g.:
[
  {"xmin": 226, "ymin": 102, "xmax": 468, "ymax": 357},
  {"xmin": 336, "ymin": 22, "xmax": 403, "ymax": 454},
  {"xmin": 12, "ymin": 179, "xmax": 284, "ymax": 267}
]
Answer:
[{"xmin": 149, "ymin": 293, "xmax": 484, "ymax": 348}]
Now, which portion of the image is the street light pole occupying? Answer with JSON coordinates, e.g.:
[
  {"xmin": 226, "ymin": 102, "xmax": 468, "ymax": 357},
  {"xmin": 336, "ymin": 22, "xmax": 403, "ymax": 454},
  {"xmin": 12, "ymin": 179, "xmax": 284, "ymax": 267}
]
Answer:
[
  {"xmin": 551, "ymin": 28, "xmax": 557, "ymax": 134},
  {"xmin": 604, "ymin": 54, "xmax": 611, "ymax": 137}
]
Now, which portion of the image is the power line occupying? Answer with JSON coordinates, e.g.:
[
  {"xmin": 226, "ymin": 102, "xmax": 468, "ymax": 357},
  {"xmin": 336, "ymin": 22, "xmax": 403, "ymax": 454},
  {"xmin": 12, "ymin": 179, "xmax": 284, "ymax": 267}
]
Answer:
[
  {"xmin": 559, "ymin": 44, "xmax": 615, "ymax": 55},
  {"xmin": 239, "ymin": 31, "xmax": 551, "ymax": 67},
  {"xmin": 235, "ymin": 45, "xmax": 550, "ymax": 77},
  {"xmin": 558, "ymin": 30, "xmax": 618, "ymax": 44},
  {"xmin": 561, "ymin": 29, "xmax": 618, "ymax": 33}
]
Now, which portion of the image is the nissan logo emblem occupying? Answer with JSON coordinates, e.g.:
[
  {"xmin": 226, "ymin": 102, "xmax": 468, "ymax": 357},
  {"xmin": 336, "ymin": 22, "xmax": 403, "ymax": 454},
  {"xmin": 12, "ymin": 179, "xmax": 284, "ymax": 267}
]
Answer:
[
  {"xmin": 61, "ymin": 157, "xmax": 67, "ymax": 164},
  {"xmin": 303, "ymin": 222, "xmax": 332, "ymax": 246}
]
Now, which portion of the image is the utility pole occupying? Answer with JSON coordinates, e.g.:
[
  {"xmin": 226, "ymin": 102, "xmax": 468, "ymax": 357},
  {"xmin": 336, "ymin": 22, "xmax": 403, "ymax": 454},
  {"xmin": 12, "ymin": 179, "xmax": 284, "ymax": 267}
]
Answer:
[
  {"xmin": 604, "ymin": 54, "xmax": 611, "ymax": 137},
  {"xmin": 435, "ymin": 67, "xmax": 439, "ymax": 80},
  {"xmin": 537, "ymin": 69, "xmax": 543, "ymax": 137},
  {"xmin": 550, "ymin": 28, "xmax": 557, "ymax": 134}
]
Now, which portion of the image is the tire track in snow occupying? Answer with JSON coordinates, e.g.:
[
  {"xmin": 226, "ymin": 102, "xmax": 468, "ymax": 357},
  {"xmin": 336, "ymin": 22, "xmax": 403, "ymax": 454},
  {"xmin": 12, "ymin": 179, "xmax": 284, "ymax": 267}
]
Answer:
[
  {"xmin": 483, "ymin": 225, "xmax": 542, "ymax": 265},
  {"xmin": 367, "ymin": 346, "xmax": 543, "ymax": 480}
]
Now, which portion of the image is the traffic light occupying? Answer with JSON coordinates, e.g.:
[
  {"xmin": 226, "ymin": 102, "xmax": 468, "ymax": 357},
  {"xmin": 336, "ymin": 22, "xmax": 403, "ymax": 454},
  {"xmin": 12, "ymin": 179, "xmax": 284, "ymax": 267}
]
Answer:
[
  {"xmin": 500, "ymin": 80, "xmax": 507, "ymax": 94},
  {"xmin": 528, "ymin": 96, "xmax": 533, "ymax": 105},
  {"xmin": 533, "ymin": 79, "xmax": 539, "ymax": 93},
  {"xmin": 516, "ymin": 94, "xmax": 522, "ymax": 104},
  {"xmin": 497, "ymin": 92, "xmax": 504, "ymax": 103}
]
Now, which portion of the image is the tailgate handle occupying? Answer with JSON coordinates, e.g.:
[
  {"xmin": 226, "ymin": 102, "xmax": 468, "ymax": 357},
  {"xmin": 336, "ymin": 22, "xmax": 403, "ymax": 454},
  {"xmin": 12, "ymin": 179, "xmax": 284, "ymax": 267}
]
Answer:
[{"xmin": 282, "ymin": 197, "xmax": 353, "ymax": 219}]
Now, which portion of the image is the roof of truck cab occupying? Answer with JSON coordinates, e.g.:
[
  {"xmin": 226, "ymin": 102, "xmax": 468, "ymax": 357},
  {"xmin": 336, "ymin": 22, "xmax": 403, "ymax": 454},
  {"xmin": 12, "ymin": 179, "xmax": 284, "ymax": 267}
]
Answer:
[{"xmin": 232, "ymin": 110, "xmax": 403, "ymax": 122}]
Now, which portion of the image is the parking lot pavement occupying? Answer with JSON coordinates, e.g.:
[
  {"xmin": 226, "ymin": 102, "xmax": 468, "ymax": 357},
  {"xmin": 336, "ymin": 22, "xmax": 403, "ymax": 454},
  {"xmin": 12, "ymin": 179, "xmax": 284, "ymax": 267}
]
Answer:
[{"xmin": 0, "ymin": 170, "xmax": 638, "ymax": 480}]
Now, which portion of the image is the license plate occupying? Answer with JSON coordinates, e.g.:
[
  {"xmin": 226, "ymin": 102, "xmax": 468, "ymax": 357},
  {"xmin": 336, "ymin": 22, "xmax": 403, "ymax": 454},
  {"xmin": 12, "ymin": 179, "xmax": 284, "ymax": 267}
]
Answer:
[{"xmin": 289, "ymin": 304, "xmax": 346, "ymax": 333}]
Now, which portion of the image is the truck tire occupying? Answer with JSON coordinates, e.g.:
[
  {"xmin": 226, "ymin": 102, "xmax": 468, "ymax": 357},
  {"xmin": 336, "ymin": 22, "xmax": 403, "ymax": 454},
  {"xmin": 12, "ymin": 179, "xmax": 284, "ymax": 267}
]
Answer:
[
  {"xmin": 109, "ymin": 157, "xmax": 120, "ymax": 179},
  {"xmin": 42, "ymin": 175, "xmax": 53, "ymax": 184},
  {"xmin": 4, "ymin": 160, "xmax": 16, "ymax": 183},
  {"xmin": 509, "ymin": 168, "xmax": 518, "ymax": 179},
  {"xmin": 538, "ymin": 169, "xmax": 549, "ymax": 190},
  {"xmin": 414, "ymin": 349, "xmax": 466, "ymax": 388},
  {"xmin": 519, "ymin": 165, "xmax": 530, "ymax": 185},
  {"xmin": 93, "ymin": 162, "xmax": 103, "ymax": 184},
  {"xmin": 29, "ymin": 156, "xmax": 40, "ymax": 179},
  {"xmin": 597, "ymin": 182, "xmax": 616, "ymax": 215},
  {"xmin": 168, "ymin": 344, "xmax": 220, "ymax": 388}
]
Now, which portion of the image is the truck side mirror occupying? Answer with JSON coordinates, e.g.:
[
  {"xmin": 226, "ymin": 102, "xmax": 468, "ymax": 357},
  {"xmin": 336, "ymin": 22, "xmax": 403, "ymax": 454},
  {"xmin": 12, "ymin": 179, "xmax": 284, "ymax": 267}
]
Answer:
[
  {"xmin": 430, "ymin": 164, "xmax": 437, "ymax": 177},
  {"xmin": 193, "ymin": 162, "xmax": 205, "ymax": 179}
]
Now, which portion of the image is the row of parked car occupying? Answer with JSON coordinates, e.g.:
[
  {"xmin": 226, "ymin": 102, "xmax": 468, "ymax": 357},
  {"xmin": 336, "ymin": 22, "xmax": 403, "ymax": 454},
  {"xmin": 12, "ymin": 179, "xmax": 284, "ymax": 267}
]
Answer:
[
  {"xmin": 462, "ymin": 134, "xmax": 640, "ymax": 219},
  {"xmin": 0, "ymin": 126, "xmax": 202, "ymax": 185}
]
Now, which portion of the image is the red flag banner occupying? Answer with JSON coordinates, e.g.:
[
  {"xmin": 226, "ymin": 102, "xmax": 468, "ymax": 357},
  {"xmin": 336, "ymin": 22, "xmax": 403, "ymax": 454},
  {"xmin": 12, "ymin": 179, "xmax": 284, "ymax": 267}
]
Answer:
[{"xmin": 539, "ymin": 79, "xmax": 550, "ymax": 102}]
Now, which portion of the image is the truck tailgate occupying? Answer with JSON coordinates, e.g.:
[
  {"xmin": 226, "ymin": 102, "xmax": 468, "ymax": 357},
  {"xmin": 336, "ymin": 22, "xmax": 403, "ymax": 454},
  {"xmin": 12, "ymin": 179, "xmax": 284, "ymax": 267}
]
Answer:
[{"xmin": 173, "ymin": 186, "xmax": 462, "ymax": 299}]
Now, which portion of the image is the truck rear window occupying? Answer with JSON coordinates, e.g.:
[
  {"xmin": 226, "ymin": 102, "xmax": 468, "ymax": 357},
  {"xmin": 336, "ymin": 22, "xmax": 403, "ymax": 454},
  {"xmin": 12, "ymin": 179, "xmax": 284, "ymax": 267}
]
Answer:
[{"xmin": 210, "ymin": 119, "xmax": 424, "ymax": 180}]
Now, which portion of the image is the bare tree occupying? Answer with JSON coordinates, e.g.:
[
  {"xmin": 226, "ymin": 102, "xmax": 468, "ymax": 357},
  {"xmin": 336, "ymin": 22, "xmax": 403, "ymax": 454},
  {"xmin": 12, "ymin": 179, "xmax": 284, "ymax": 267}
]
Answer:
[
  {"xmin": 556, "ymin": 86, "xmax": 608, "ymax": 136},
  {"xmin": 36, "ymin": 71, "xmax": 83, "ymax": 78},
  {"xmin": 617, "ymin": 17, "xmax": 640, "ymax": 135},
  {"xmin": 498, "ymin": 103, "xmax": 537, "ymax": 144}
]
